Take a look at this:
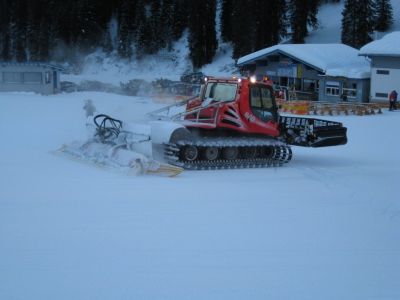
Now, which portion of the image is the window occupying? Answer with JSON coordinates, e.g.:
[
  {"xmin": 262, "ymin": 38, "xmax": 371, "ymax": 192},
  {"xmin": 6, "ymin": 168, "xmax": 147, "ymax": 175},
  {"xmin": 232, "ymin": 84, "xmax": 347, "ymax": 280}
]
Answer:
[
  {"xmin": 250, "ymin": 86, "xmax": 276, "ymax": 122},
  {"xmin": 376, "ymin": 70, "xmax": 390, "ymax": 75},
  {"xmin": 269, "ymin": 56, "xmax": 279, "ymax": 62},
  {"xmin": 45, "ymin": 71, "xmax": 51, "ymax": 84},
  {"xmin": 3, "ymin": 72, "xmax": 22, "ymax": 83},
  {"xmin": 342, "ymin": 82, "xmax": 357, "ymax": 98},
  {"xmin": 375, "ymin": 92, "xmax": 388, "ymax": 98},
  {"xmin": 23, "ymin": 72, "xmax": 42, "ymax": 84},
  {"xmin": 257, "ymin": 60, "xmax": 268, "ymax": 66},
  {"xmin": 261, "ymin": 88, "xmax": 273, "ymax": 109},
  {"xmin": 325, "ymin": 81, "xmax": 340, "ymax": 96},
  {"xmin": 303, "ymin": 79, "xmax": 317, "ymax": 92},
  {"xmin": 204, "ymin": 82, "xmax": 237, "ymax": 102}
]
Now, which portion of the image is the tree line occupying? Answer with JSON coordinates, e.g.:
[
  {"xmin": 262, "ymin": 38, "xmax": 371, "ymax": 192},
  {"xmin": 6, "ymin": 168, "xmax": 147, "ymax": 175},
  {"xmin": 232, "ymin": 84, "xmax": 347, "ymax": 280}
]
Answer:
[{"xmin": 0, "ymin": 0, "xmax": 394, "ymax": 69}]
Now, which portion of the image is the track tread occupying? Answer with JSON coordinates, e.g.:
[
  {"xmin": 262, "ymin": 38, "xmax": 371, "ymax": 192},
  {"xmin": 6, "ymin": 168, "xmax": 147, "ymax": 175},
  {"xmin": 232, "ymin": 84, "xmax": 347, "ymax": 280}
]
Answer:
[{"xmin": 164, "ymin": 137, "xmax": 292, "ymax": 170}]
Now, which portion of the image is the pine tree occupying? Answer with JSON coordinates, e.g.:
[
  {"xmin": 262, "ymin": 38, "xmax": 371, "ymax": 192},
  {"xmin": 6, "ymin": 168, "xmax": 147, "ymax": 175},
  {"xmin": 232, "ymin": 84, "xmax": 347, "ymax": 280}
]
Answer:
[
  {"xmin": 37, "ymin": 13, "xmax": 52, "ymax": 61},
  {"xmin": 26, "ymin": 0, "xmax": 53, "ymax": 61},
  {"xmin": 188, "ymin": 0, "xmax": 218, "ymax": 68},
  {"xmin": 0, "ymin": 0, "xmax": 11, "ymax": 60},
  {"xmin": 160, "ymin": 0, "xmax": 175, "ymax": 50},
  {"xmin": 26, "ymin": 1, "xmax": 40, "ymax": 60},
  {"xmin": 171, "ymin": 0, "xmax": 188, "ymax": 40},
  {"xmin": 14, "ymin": 0, "xmax": 28, "ymax": 61},
  {"xmin": 341, "ymin": 0, "xmax": 375, "ymax": 48},
  {"xmin": 75, "ymin": 0, "xmax": 103, "ymax": 52},
  {"xmin": 101, "ymin": 27, "xmax": 114, "ymax": 54},
  {"xmin": 117, "ymin": 0, "xmax": 137, "ymax": 59},
  {"xmin": 95, "ymin": 0, "xmax": 116, "ymax": 53},
  {"xmin": 373, "ymin": 0, "xmax": 393, "ymax": 32},
  {"xmin": 223, "ymin": 0, "xmax": 288, "ymax": 59},
  {"xmin": 230, "ymin": 0, "xmax": 256, "ymax": 59},
  {"xmin": 221, "ymin": 0, "xmax": 234, "ymax": 43},
  {"xmin": 135, "ymin": 0, "xmax": 151, "ymax": 58},
  {"xmin": 254, "ymin": 0, "xmax": 287, "ymax": 50},
  {"xmin": 289, "ymin": 0, "xmax": 319, "ymax": 43},
  {"xmin": 146, "ymin": 0, "xmax": 163, "ymax": 54}
]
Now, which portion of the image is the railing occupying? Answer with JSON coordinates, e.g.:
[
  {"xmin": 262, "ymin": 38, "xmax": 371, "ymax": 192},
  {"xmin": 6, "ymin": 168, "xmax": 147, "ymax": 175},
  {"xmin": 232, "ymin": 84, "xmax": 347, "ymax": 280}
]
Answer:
[
  {"xmin": 308, "ymin": 102, "xmax": 383, "ymax": 116},
  {"xmin": 278, "ymin": 100, "xmax": 384, "ymax": 116},
  {"xmin": 147, "ymin": 96, "xmax": 196, "ymax": 120},
  {"xmin": 147, "ymin": 97, "xmax": 221, "ymax": 126}
]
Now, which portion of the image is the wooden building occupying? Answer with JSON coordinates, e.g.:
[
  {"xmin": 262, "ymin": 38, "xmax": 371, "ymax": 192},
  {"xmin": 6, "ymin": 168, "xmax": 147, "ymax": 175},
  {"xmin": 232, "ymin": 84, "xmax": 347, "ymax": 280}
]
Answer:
[{"xmin": 237, "ymin": 44, "xmax": 371, "ymax": 102}]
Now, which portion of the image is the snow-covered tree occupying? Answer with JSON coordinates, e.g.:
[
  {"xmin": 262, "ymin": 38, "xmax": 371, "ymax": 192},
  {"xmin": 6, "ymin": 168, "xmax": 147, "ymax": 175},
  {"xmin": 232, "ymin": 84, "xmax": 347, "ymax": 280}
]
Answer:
[
  {"xmin": 289, "ymin": 0, "xmax": 319, "ymax": 43},
  {"xmin": 221, "ymin": 0, "xmax": 234, "ymax": 43},
  {"xmin": 254, "ymin": 0, "xmax": 287, "ymax": 49},
  {"xmin": 373, "ymin": 0, "xmax": 393, "ymax": 32},
  {"xmin": 188, "ymin": 0, "xmax": 218, "ymax": 68},
  {"xmin": 117, "ymin": 0, "xmax": 136, "ymax": 59},
  {"xmin": 341, "ymin": 0, "xmax": 375, "ymax": 48},
  {"xmin": 229, "ymin": 0, "xmax": 257, "ymax": 59}
]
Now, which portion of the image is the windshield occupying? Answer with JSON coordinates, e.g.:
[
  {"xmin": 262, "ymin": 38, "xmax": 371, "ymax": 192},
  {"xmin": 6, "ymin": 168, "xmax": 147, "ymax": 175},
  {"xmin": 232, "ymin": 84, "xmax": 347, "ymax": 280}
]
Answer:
[{"xmin": 203, "ymin": 82, "xmax": 237, "ymax": 102}]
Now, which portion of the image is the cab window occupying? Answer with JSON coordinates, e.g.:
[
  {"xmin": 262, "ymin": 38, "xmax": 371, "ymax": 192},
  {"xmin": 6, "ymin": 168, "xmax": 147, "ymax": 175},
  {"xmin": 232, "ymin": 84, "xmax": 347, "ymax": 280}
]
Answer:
[
  {"xmin": 204, "ymin": 82, "xmax": 237, "ymax": 102},
  {"xmin": 250, "ymin": 86, "xmax": 276, "ymax": 122}
]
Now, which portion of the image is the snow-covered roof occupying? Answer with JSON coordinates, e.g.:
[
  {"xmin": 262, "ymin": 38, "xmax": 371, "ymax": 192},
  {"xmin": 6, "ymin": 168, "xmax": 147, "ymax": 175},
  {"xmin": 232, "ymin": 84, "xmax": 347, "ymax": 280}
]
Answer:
[
  {"xmin": 237, "ymin": 44, "xmax": 370, "ymax": 79},
  {"xmin": 359, "ymin": 31, "xmax": 400, "ymax": 57},
  {"xmin": 0, "ymin": 62, "xmax": 65, "ymax": 71}
]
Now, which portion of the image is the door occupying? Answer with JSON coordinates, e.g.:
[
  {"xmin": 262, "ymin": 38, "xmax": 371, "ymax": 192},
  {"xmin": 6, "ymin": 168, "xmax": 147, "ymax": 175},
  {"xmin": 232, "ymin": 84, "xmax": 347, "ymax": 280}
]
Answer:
[
  {"xmin": 53, "ymin": 71, "xmax": 57, "ymax": 92},
  {"xmin": 249, "ymin": 85, "xmax": 278, "ymax": 123}
]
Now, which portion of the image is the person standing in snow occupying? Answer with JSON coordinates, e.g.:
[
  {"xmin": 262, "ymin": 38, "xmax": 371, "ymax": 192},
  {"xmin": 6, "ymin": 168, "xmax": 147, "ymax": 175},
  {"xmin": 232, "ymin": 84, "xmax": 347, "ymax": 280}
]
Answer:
[
  {"xmin": 83, "ymin": 99, "xmax": 97, "ymax": 136},
  {"xmin": 389, "ymin": 90, "xmax": 397, "ymax": 111},
  {"xmin": 83, "ymin": 99, "xmax": 96, "ymax": 117}
]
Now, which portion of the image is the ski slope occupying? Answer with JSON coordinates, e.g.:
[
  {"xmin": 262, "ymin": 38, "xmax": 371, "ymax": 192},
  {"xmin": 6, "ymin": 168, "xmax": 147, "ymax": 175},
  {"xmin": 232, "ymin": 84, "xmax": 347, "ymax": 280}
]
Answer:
[{"xmin": 0, "ymin": 92, "xmax": 399, "ymax": 300}]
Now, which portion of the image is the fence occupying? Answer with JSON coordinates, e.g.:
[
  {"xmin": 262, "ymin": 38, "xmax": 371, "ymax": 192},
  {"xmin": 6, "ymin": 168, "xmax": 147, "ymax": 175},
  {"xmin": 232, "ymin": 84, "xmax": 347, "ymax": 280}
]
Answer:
[{"xmin": 278, "ymin": 100, "xmax": 384, "ymax": 116}]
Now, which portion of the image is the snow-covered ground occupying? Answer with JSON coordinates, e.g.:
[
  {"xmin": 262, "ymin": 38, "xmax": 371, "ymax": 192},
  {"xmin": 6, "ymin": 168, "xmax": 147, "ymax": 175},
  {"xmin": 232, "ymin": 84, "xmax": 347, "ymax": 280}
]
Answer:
[
  {"xmin": 2, "ymin": 2, "xmax": 400, "ymax": 299},
  {"xmin": 0, "ymin": 91, "xmax": 399, "ymax": 299}
]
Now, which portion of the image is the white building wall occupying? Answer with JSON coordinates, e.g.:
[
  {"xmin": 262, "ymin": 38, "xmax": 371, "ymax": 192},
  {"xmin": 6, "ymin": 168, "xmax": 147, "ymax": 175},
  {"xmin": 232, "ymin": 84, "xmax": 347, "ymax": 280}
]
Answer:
[{"xmin": 370, "ymin": 67, "xmax": 400, "ymax": 102}]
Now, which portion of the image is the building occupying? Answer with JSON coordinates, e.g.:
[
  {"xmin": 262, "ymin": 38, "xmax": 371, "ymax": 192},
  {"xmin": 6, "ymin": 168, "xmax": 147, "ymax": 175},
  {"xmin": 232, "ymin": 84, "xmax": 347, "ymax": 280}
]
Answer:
[
  {"xmin": 0, "ymin": 62, "xmax": 64, "ymax": 95},
  {"xmin": 237, "ymin": 44, "xmax": 371, "ymax": 102},
  {"xmin": 359, "ymin": 31, "xmax": 400, "ymax": 102}
]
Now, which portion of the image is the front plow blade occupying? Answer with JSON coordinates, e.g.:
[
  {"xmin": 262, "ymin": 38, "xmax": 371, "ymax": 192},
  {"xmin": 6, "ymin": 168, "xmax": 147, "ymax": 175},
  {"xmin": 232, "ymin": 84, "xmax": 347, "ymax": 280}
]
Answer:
[{"xmin": 56, "ymin": 141, "xmax": 183, "ymax": 177}]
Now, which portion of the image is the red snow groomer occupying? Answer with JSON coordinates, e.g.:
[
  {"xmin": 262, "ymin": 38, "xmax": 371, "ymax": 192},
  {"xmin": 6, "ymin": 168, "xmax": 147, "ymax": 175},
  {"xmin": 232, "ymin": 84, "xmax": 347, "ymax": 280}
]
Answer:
[
  {"xmin": 61, "ymin": 76, "xmax": 347, "ymax": 174},
  {"xmin": 155, "ymin": 76, "xmax": 347, "ymax": 169}
]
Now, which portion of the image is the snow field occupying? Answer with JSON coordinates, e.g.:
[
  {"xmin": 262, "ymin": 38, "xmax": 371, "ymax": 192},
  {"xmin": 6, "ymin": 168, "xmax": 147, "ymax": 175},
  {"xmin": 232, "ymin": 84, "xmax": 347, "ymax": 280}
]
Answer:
[{"xmin": 0, "ymin": 91, "xmax": 399, "ymax": 300}]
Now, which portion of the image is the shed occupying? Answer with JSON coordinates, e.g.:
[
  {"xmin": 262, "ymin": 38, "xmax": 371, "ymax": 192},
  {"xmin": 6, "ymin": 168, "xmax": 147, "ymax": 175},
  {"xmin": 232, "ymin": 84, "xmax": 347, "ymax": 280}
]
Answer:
[
  {"xmin": 0, "ymin": 62, "xmax": 64, "ymax": 95},
  {"xmin": 237, "ymin": 44, "xmax": 371, "ymax": 102},
  {"xmin": 359, "ymin": 31, "xmax": 400, "ymax": 102}
]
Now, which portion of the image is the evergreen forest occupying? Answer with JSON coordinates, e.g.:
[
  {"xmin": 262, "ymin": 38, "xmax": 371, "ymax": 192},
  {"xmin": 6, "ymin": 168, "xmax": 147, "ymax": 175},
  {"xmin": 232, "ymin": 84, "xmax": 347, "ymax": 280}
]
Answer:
[{"xmin": 0, "ymin": 0, "xmax": 394, "ymax": 68}]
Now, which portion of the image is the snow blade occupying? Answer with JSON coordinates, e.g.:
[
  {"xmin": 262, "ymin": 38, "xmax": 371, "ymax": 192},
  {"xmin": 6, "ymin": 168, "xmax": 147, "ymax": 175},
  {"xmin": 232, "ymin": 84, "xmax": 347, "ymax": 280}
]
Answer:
[{"xmin": 55, "ymin": 142, "xmax": 183, "ymax": 177}]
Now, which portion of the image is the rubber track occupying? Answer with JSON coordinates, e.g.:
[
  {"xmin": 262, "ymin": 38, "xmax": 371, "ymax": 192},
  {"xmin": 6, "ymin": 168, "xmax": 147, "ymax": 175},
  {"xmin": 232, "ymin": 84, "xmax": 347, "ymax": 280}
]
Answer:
[{"xmin": 164, "ymin": 138, "xmax": 292, "ymax": 170}]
